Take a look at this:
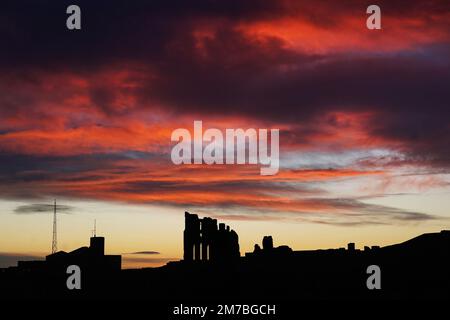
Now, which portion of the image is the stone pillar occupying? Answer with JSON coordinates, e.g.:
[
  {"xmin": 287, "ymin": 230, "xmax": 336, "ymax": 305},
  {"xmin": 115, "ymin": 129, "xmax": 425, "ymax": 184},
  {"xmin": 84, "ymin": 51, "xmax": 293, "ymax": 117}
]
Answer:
[{"xmin": 184, "ymin": 211, "xmax": 201, "ymax": 261}]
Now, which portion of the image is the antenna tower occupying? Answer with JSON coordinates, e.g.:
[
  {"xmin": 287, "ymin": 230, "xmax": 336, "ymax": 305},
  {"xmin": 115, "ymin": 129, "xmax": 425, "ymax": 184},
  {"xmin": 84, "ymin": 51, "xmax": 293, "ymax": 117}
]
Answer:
[{"xmin": 51, "ymin": 199, "xmax": 57, "ymax": 254}]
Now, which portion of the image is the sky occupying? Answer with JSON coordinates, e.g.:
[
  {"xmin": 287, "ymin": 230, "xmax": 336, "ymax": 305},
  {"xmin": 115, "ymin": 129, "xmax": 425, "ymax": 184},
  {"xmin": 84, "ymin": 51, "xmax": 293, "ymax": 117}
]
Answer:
[{"xmin": 0, "ymin": 0, "xmax": 449, "ymax": 269}]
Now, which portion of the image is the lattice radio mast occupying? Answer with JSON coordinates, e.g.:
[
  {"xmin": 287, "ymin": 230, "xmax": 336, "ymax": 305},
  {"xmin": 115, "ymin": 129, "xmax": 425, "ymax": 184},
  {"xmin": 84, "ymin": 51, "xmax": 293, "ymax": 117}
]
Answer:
[
  {"xmin": 51, "ymin": 199, "xmax": 57, "ymax": 254},
  {"xmin": 92, "ymin": 219, "xmax": 96, "ymax": 237}
]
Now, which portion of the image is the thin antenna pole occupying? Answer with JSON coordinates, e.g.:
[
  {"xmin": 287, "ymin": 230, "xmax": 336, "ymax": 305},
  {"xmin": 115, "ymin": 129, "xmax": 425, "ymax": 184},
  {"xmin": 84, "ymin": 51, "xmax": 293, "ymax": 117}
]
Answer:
[
  {"xmin": 51, "ymin": 199, "xmax": 57, "ymax": 254},
  {"xmin": 94, "ymin": 219, "xmax": 96, "ymax": 237}
]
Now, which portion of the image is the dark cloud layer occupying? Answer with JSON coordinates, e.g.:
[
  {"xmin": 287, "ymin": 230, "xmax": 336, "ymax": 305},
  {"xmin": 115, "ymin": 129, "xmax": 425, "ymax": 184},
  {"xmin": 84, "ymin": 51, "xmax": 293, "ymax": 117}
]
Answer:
[
  {"xmin": 2, "ymin": 0, "xmax": 448, "ymax": 68},
  {"xmin": 0, "ymin": 1, "xmax": 449, "ymax": 225},
  {"xmin": 13, "ymin": 203, "xmax": 74, "ymax": 214},
  {"xmin": 190, "ymin": 196, "xmax": 439, "ymax": 225},
  {"xmin": 1, "ymin": 1, "xmax": 449, "ymax": 168},
  {"xmin": 126, "ymin": 251, "xmax": 160, "ymax": 255}
]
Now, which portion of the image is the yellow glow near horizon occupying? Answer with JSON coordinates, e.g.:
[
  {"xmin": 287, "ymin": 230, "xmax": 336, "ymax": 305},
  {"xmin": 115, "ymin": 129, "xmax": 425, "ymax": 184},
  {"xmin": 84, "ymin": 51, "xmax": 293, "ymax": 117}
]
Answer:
[{"xmin": 1, "ymin": 194, "xmax": 449, "ymax": 268}]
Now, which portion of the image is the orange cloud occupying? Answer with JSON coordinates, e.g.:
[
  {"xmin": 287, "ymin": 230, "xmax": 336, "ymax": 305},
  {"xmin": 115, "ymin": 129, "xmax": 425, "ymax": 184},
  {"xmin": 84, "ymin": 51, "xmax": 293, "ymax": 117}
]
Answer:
[{"xmin": 236, "ymin": 3, "xmax": 450, "ymax": 54}]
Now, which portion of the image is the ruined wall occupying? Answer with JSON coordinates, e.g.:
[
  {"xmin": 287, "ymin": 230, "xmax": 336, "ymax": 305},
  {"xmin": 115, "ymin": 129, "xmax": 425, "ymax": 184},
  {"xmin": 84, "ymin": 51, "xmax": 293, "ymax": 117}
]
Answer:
[{"xmin": 183, "ymin": 212, "xmax": 240, "ymax": 262}]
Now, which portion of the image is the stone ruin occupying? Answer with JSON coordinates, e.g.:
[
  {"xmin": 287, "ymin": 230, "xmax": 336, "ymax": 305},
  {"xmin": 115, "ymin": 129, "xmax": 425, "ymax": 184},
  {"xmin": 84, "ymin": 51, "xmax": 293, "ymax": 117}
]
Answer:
[{"xmin": 183, "ymin": 212, "xmax": 240, "ymax": 263}]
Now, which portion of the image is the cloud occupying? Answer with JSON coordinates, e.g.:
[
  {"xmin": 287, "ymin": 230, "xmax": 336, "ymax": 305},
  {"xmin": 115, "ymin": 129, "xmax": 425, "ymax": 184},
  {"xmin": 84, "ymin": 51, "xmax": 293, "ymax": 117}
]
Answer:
[
  {"xmin": 126, "ymin": 251, "xmax": 160, "ymax": 255},
  {"xmin": 121, "ymin": 256, "xmax": 177, "ymax": 268},
  {"xmin": 1, "ymin": 0, "xmax": 448, "ymax": 68},
  {"xmin": 0, "ymin": 150, "xmax": 443, "ymax": 226},
  {"xmin": 13, "ymin": 203, "xmax": 74, "ymax": 214},
  {"xmin": 0, "ymin": 0, "xmax": 448, "ymax": 227},
  {"xmin": 1, "ymin": 39, "xmax": 449, "ymax": 167},
  {"xmin": 0, "ymin": 0, "xmax": 448, "ymax": 171},
  {"xmin": 195, "ymin": 196, "xmax": 440, "ymax": 226}
]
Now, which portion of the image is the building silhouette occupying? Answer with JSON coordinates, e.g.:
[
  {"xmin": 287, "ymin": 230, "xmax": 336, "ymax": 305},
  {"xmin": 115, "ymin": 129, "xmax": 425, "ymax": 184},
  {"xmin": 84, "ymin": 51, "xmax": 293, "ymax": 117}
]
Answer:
[
  {"xmin": 183, "ymin": 211, "xmax": 240, "ymax": 263},
  {"xmin": 246, "ymin": 235, "xmax": 292, "ymax": 260},
  {"xmin": 46, "ymin": 235, "xmax": 121, "ymax": 271},
  {"xmin": 17, "ymin": 235, "xmax": 121, "ymax": 273}
]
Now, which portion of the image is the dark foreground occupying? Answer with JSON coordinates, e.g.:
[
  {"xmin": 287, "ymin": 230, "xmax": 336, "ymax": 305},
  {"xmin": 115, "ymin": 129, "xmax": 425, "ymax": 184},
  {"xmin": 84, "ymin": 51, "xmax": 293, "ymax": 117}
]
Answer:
[{"xmin": 1, "ymin": 230, "xmax": 450, "ymax": 301}]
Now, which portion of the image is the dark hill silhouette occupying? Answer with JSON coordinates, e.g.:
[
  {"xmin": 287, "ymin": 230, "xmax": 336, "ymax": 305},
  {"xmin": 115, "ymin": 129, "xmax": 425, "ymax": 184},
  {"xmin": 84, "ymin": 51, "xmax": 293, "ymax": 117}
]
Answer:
[
  {"xmin": 1, "ymin": 211, "xmax": 449, "ymax": 301},
  {"xmin": 383, "ymin": 230, "xmax": 450, "ymax": 253}
]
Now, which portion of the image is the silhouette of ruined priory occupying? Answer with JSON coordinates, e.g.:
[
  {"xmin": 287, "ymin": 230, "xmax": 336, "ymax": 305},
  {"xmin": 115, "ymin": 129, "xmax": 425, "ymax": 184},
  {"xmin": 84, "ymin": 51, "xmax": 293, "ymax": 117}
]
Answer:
[{"xmin": 183, "ymin": 212, "xmax": 240, "ymax": 262}]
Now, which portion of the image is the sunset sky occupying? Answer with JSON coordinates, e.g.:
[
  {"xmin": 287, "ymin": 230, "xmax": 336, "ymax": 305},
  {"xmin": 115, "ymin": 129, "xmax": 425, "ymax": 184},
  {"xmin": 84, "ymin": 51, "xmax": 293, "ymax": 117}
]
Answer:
[{"xmin": 1, "ymin": 0, "xmax": 449, "ymax": 269}]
